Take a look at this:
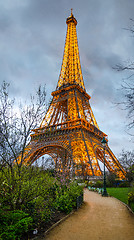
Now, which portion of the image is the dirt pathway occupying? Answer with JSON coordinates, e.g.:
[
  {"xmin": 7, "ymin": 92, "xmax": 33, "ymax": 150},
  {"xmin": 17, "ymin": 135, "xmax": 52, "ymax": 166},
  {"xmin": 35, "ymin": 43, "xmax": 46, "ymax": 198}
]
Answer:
[{"xmin": 44, "ymin": 189, "xmax": 134, "ymax": 240}]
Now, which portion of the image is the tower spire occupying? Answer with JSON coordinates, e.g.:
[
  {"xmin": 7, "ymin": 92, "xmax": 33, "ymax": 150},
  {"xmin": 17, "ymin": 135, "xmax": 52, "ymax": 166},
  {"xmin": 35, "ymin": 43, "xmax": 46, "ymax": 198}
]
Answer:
[
  {"xmin": 71, "ymin": 8, "xmax": 73, "ymax": 16},
  {"xmin": 56, "ymin": 11, "xmax": 85, "ymax": 90}
]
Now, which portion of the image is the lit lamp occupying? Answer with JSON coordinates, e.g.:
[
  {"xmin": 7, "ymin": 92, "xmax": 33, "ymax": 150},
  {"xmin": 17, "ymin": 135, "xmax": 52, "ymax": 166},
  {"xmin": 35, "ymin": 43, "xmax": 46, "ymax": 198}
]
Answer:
[{"xmin": 101, "ymin": 136, "xmax": 108, "ymax": 197}]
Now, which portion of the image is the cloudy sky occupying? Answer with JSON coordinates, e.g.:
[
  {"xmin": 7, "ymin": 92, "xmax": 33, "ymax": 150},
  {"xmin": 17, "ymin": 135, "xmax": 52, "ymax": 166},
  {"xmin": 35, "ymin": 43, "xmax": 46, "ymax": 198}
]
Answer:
[{"xmin": 0, "ymin": 0, "xmax": 134, "ymax": 156}]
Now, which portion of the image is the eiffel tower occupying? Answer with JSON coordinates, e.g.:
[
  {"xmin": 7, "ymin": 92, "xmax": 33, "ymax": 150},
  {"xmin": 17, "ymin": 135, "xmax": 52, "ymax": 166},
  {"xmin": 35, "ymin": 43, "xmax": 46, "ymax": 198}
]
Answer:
[{"xmin": 21, "ymin": 10, "xmax": 126, "ymax": 179}]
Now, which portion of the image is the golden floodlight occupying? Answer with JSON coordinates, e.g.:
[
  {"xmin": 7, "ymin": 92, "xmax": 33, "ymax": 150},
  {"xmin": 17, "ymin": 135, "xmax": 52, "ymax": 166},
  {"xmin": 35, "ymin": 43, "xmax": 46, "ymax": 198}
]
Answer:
[{"xmin": 20, "ymin": 11, "xmax": 126, "ymax": 179}]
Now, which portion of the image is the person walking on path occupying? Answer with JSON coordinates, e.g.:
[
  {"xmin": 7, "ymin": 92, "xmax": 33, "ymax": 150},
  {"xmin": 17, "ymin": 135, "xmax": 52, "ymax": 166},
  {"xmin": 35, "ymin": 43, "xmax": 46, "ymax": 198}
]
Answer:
[{"xmin": 45, "ymin": 188, "xmax": 134, "ymax": 240}]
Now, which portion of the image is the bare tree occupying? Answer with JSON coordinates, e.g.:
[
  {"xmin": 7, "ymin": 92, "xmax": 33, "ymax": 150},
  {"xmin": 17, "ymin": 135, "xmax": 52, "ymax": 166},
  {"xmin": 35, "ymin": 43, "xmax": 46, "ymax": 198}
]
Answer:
[
  {"xmin": 0, "ymin": 81, "xmax": 46, "ymax": 169},
  {"xmin": 118, "ymin": 150, "xmax": 134, "ymax": 169},
  {"xmin": 0, "ymin": 81, "xmax": 48, "ymax": 209},
  {"xmin": 118, "ymin": 150, "xmax": 134, "ymax": 183},
  {"xmin": 114, "ymin": 19, "xmax": 134, "ymax": 130}
]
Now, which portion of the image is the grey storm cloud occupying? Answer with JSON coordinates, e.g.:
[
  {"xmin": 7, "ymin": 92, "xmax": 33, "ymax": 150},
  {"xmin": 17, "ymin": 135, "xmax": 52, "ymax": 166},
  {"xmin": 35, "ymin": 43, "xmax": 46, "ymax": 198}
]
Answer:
[{"xmin": 0, "ymin": 0, "xmax": 134, "ymax": 154}]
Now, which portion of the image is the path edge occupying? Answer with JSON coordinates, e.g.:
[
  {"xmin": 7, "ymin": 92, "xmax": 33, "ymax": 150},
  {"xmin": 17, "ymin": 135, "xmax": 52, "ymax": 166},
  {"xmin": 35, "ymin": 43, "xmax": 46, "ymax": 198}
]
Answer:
[
  {"xmin": 44, "ymin": 210, "xmax": 75, "ymax": 236},
  {"xmin": 110, "ymin": 195, "xmax": 134, "ymax": 215},
  {"xmin": 87, "ymin": 189, "xmax": 134, "ymax": 215},
  {"xmin": 30, "ymin": 209, "xmax": 76, "ymax": 239}
]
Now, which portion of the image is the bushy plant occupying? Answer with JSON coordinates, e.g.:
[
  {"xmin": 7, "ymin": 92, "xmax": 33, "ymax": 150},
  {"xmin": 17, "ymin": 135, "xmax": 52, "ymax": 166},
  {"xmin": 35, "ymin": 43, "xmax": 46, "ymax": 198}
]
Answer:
[
  {"xmin": 128, "ymin": 191, "xmax": 134, "ymax": 204},
  {"xmin": 88, "ymin": 181, "xmax": 94, "ymax": 187},
  {"xmin": 75, "ymin": 178, "xmax": 84, "ymax": 184},
  {"xmin": 106, "ymin": 173, "xmax": 117, "ymax": 187},
  {"xmin": 119, "ymin": 181, "xmax": 130, "ymax": 187},
  {"xmin": 94, "ymin": 181, "xmax": 103, "ymax": 188},
  {"xmin": 55, "ymin": 181, "xmax": 83, "ymax": 213},
  {"xmin": 128, "ymin": 191, "xmax": 134, "ymax": 212},
  {"xmin": 0, "ymin": 210, "xmax": 33, "ymax": 240},
  {"xmin": 0, "ymin": 166, "xmax": 56, "ymax": 238},
  {"xmin": 84, "ymin": 180, "xmax": 88, "ymax": 187},
  {"xmin": 0, "ymin": 166, "xmax": 55, "ymax": 211},
  {"xmin": 68, "ymin": 182, "xmax": 83, "ymax": 203},
  {"xmin": 55, "ymin": 190, "xmax": 73, "ymax": 213},
  {"xmin": 128, "ymin": 186, "xmax": 134, "ymax": 208},
  {"xmin": 0, "ymin": 166, "xmax": 83, "ymax": 238}
]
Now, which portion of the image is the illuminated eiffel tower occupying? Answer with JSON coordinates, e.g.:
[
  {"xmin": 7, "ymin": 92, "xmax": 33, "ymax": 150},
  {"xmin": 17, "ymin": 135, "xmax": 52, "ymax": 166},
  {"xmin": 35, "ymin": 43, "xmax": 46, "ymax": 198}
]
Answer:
[{"xmin": 21, "ymin": 10, "xmax": 125, "ymax": 179}]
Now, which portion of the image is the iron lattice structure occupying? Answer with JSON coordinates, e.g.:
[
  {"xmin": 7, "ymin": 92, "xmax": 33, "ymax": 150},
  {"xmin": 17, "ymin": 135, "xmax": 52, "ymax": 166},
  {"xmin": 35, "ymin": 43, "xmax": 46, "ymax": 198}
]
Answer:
[{"xmin": 20, "ymin": 11, "xmax": 126, "ymax": 179}]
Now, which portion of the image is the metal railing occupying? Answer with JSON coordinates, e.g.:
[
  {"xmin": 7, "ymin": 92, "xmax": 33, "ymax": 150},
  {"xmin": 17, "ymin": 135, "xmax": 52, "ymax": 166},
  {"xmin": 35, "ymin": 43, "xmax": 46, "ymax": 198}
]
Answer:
[
  {"xmin": 31, "ymin": 119, "xmax": 105, "ymax": 140},
  {"xmin": 76, "ymin": 193, "xmax": 83, "ymax": 210}
]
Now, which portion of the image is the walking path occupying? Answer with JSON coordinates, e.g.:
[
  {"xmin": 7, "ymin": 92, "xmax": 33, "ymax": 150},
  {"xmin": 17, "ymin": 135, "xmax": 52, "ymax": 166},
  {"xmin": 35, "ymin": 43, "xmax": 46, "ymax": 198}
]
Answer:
[{"xmin": 45, "ymin": 189, "xmax": 134, "ymax": 240}]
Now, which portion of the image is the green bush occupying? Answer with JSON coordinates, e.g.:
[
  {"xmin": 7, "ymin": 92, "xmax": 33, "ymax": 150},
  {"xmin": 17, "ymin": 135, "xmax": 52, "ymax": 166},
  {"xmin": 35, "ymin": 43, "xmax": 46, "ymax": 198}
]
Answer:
[
  {"xmin": 119, "ymin": 181, "xmax": 130, "ymax": 187},
  {"xmin": 128, "ymin": 188, "xmax": 134, "ymax": 212},
  {"xmin": 0, "ymin": 166, "xmax": 83, "ymax": 237},
  {"xmin": 55, "ymin": 182, "xmax": 83, "ymax": 213},
  {"xmin": 0, "ymin": 166, "xmax": 55, "ymax": 211},
  {"xmin": 84, "ymin": 180, "xmax": 88, "ymax": 187},
  {"xmin": 0, "ymin": 210, "xmax": 33, "ymax": 240},
  {"xmin": 75, "ymin": 178, "xmax": 84, "ymax": 184},
  {"xmin": 94, "ymin": 181, "xmax": 103, "ymax": 188},
  {"xmin": 55, "ymin": 191, "xmax": 73, "ymax": 213},
  {"xmin": 88, "ymin": 181, "xmax": 94, "ymax": 187},
  {"xmin": 69, "ymin": 182, "xmax": 83, "ymax": 202},
  {"xmin": 0, "ymin": 166, "xmax": 56, "ymax": 238},
  {"xmin": 106, "ymin": 173, "xmax": 117, "ymax": 187},
  {"xmin": 128, "ymin": 191, "xmax": 134, "ymax": 204}
]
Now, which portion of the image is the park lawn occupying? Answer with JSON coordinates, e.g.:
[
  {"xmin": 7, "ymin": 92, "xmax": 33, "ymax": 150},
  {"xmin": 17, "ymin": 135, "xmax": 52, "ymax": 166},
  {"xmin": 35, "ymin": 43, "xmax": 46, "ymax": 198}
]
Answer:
[{"xmin": 107, "ymin": 187, "xmax": 129, "ymax": 205}]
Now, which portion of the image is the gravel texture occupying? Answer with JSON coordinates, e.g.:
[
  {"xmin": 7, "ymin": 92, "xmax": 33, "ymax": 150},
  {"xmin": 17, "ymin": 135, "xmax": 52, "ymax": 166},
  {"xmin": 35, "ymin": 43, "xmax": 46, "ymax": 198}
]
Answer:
[{"xmin": 45, "ymin": 188, "xmax": 134, "ymax": 240}]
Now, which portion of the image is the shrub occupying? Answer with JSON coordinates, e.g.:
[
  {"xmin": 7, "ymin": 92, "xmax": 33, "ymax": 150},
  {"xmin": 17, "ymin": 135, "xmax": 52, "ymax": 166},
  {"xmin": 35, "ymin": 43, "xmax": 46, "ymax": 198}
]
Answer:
[
  {"xmin": 119, "ymin": 181, "xmax": 130, "ymax": 187},
  {"xmin": 55, "ymin": 182, "xmax": 83, "ymax": 214},
  {"xmin": 128, "ymin": 192, "xmax": 134, "ymax": 204},
  {"xmin": 94, "ymin": 181, "xmax": 103, "ymax": 188},
  {"xmin": 84, "ymin": 180, "xmax": 88, "ymax": 187},
  {"xmin": 128, "ymin": 186, "xmax": 134, "ymax": 206},
  {"xmin": 0, "ymin": 210, "xmax": 33, "ymax": 240},
  {"xmin": 55, "ymin": 191, "xmax": 73, "ymax": 214},
  {"xmin": 106, "ymin": 173, "xmax": 117, "ymax": 187},
  {"xmin": 75, "ymin": 178, "xmax": 84, "ymax": 184},
  {"xmin": 88, "ymin": 181, "xmax": 94, "ymax": 187},
  {"xmin": 0, "ymin": 166, "xmax": 55, "ymax": 211},
  {"xmin": 0, "ymin": 166, "xmax": 83, "ymax": 237},
  {"xmin": 0, "ymin": 166, "xmax": 56, "ymax": 238}
]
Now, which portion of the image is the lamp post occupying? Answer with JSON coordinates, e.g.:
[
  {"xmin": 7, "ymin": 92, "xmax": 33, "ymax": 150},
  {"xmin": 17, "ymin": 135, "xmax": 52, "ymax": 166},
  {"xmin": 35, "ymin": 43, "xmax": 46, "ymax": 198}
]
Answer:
[{"xmin": 101, "ymin": 136, "xmax": 108, "ymax": 197}]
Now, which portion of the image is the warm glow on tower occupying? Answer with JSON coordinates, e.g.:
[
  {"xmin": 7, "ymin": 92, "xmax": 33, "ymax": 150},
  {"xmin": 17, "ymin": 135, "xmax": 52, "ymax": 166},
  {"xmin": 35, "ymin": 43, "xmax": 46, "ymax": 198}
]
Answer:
[
  {"xmin": 57, "ymin": 10, "xmax": 85, "ymax": 90},
  {"xmin": 19, "ymin": 11, "xmax": 126, "ymax": 180}
]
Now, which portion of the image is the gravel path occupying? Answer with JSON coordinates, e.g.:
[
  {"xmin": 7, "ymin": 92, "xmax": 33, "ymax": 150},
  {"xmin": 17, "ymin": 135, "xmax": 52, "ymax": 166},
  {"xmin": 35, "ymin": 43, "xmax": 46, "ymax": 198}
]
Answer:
[{"xmin": 45, "ymin": 189, "xmax": 134, "ymax": 240}]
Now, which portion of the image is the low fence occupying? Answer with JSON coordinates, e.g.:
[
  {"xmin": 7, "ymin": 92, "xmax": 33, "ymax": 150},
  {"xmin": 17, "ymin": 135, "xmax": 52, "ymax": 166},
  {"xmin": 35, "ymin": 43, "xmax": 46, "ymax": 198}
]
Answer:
[
  {"xmin": 88, "ymin": 186, "xmax": 103, "ymax": 194},
  {"xmin": 76, "ymin": 193, "xmax": 83, "ymax": 210}
]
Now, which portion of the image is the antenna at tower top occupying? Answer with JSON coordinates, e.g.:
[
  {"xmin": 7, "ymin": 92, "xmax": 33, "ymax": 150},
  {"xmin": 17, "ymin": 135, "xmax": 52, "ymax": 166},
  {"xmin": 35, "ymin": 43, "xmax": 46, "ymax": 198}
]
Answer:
[{"xmin": 71, "ymin": 8, "xmax": 73, "ymax": 16}]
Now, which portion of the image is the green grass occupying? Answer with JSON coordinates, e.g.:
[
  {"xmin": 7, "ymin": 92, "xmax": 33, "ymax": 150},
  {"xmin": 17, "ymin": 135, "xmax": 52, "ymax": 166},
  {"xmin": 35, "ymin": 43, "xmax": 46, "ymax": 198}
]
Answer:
[
  {"xmin": 107, "ymin": 188, "xmax": 134, "ymax": 213},
  {"xmin": 107, "ymin": 187, "xmax": 129, "ymax": 205},
  {"xmin": 107, "ymin": 187, "xmax": 134, "ymax": 213}
]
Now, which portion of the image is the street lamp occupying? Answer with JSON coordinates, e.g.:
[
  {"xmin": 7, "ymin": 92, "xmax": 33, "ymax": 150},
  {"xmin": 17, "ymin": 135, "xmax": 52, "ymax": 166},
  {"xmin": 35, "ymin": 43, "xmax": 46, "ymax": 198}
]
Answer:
[{"xmin": 101, "ymin": 136, "xmax": 108, "ymax": 197}]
